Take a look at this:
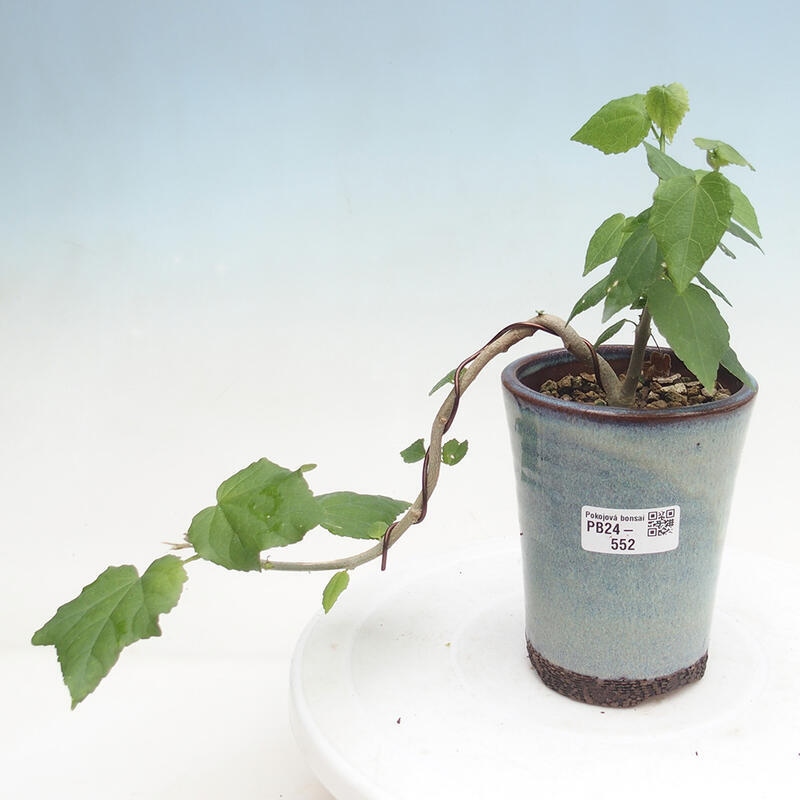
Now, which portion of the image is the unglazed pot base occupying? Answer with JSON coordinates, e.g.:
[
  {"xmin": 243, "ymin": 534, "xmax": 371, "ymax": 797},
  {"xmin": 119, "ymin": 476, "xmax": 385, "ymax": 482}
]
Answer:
[{"xmin": 526, "ymin": 640, "xmax": 708, "ymax": 708}]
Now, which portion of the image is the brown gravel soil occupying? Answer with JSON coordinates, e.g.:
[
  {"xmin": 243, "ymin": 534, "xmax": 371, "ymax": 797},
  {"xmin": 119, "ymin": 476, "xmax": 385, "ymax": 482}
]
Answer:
[{"xmin": 539, "ymin": 355, "xmax": 732, "ymax": 409}]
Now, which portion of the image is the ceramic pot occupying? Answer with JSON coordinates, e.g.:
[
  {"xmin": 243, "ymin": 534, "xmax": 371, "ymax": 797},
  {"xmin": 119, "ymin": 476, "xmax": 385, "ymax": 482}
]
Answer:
[{"xmin": 501, "ymin": 346, "xmax": 757, "ymax": 707}]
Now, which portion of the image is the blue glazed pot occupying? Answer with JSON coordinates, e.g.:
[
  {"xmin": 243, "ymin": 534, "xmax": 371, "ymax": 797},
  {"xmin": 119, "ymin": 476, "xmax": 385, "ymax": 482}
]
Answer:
[{"xmin": 501, "ymin": 346, "xmax": 757, "ymax": 707}]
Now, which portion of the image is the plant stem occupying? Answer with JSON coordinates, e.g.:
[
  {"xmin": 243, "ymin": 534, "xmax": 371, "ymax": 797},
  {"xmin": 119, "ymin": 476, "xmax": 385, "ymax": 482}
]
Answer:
[
  {"xmin": 262, "ymin": 313, "xmax": 622, "ymax": 573},
  {"xmin": 618, "ymin": 306, "xmax": 652, "ymax": 405},
  {"xmin": 604, "ymin": 123, "xmax": 662, "ymax": 407}
]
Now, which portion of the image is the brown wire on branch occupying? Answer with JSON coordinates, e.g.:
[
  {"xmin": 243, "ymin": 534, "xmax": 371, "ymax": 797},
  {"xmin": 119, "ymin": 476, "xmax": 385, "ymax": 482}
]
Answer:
[
  {"xmin": 379, "ymin": 315, "xmax": 604, "ymax": 570},
  {"xmin": 263, "ymin": 313, "xmax": 613, "ymax": 575}
]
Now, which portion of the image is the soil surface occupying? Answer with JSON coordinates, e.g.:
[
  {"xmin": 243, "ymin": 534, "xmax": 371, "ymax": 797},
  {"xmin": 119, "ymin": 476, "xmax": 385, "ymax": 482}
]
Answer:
[{"xmin": 539, "ymin": 355, "xmax": 732, "ymax": 409}]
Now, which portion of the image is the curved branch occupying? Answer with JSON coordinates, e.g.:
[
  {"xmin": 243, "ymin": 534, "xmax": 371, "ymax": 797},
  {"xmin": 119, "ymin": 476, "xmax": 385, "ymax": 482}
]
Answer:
[
  {"xmin": 532, "ymin": 314, "xmax": 624, "ymax": 404},
  {"xmin": 262, "ymin": 313, "xmax": 621, "ymax": 574}
]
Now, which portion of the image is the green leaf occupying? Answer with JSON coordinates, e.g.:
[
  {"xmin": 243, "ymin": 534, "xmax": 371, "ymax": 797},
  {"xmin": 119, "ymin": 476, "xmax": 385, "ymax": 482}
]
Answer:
[
  {"xmin": 647, "ymin": 280, "xmax": 730, "ymax": 389},
  {"xmin": 624, "ymin": 208, "xmax": 651, "ymax": 230},
  {"xmin": 571, "ymin": 93, "xmax": 650, "ymax": 154},
  {"xmin": 400, "ymin": 438, "xmax": 426, "ymax": 463},
  {"xmin": 644, "ymin": 142, "xmax": 694, "ymax": 181},
  {"xmin": 727, "ymin": 181, "xmax": 762, "ymax": 238},
  {"xmin": 568, "ymin": 273, "xmax": 614, "ymax": 322},
  {"xmin": 429, "ymin": 369, "xmax": 457, "ymax": 395},
  {"xmin": 595, "ymin": 319, "xmax": 627, "ymax": 347},
  {"xmin": 441, "ymin": 438, "xmax": 468, "ymax": 466},
  {"xmin": 316, "ymin": 492, "xmax": 410, "ymax": 540},
  {"xmin": 602, "ymin": 223, "xmax": 661, "ymax": 322},
  {"xmin": 726, "ymin": 220, "xmax": 763, "ymax": 252},
  {"xmin": 32, "ymin": 555, "xmax": 188, "ymax": 707},
  {"xmin": 583, "ymin": 213, "xmax": 629, "ymax": 275},
  {"xmin": 649, "ymin": 172, "xmax": 733, "ymax": 292},
  {"xmin": 694, "ymin": 272, "xmax": 732, "ymax": 306},
  {"xmin": 720, "ymin": 345, "xmax": 753, "ymax": 388},
  {"xmin": 187, "ymin": 459, "xmax": 322, "ymax": 571},
  {"xmin": 322, "ymin": 571, "xmax": 350, "ymax": 613},
  {"xmin": 645, "ymin": 83, "xmax": 689, "ymax": 141},
  {"xmin": 693, "ymin": 138, "xmax": 754, "ymax": 170}
]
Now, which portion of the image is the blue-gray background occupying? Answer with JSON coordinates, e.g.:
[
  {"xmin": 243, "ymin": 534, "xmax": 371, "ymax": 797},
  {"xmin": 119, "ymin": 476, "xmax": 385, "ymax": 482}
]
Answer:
[{"xmin": 3, "ymin": 1, "xmax": 793, "ymax": 327}]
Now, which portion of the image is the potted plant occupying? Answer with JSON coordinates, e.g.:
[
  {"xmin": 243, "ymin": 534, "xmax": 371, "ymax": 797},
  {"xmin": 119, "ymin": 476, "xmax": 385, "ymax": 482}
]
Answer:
[{"xmin": 32, "ymin": 83, "xmax": 761, "ymax": 709}]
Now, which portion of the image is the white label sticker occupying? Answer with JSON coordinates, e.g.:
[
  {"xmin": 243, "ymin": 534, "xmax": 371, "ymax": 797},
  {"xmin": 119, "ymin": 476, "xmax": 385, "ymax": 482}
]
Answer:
[{"xmin": 581, "ymin": 505, "xmax": 680, "ymax": 554}]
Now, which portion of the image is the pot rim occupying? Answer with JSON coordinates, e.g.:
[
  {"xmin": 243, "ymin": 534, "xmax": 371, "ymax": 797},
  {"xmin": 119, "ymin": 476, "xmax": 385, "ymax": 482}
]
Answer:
[{"xmin": 501, "ymin": 345, "xmax": 758, "ymax": 423}]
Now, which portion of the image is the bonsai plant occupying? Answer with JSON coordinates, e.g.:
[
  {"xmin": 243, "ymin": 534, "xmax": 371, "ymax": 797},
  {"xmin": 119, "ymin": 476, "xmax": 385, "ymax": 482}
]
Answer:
[{"xmin": 33, "ymin": 82, "xmax": 761, "ymax": 709}]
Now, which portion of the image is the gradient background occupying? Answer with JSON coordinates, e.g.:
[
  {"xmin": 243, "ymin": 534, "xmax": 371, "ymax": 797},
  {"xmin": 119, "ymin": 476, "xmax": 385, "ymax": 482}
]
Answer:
[{"xmin": 3, "ymin": 2, "xmax": 798, "ymax": 797}]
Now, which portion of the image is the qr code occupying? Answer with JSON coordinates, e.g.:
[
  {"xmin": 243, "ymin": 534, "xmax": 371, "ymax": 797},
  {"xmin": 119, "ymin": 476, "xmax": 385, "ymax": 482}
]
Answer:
[{"xmin": 647, "ymin": 508, "xmax": 676, "ymax": 537}]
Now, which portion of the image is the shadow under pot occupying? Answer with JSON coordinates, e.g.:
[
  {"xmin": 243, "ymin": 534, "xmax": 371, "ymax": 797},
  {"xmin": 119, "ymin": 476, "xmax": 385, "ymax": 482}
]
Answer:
[{"xmin": 501, "ymin": 345, "xmax": 757, "ymax": 708}]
